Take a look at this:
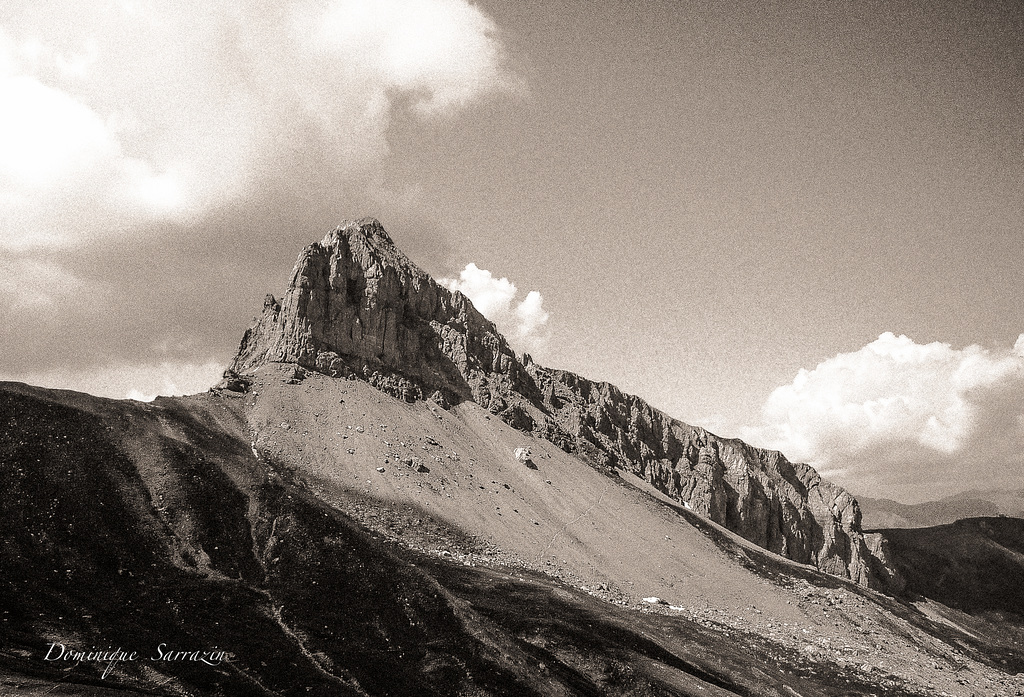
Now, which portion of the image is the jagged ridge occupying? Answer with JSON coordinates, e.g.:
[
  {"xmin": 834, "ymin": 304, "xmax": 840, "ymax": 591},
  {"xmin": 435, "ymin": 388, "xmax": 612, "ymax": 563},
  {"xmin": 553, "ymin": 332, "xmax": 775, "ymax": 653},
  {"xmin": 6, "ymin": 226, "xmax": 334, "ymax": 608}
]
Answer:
[
  {"xmin": 232, "ymin": 218, "xmax": 533, "ymax": 406},
  {"xmin": 230, "ymin": 218, "xmax": 892, "ymax": 588}
]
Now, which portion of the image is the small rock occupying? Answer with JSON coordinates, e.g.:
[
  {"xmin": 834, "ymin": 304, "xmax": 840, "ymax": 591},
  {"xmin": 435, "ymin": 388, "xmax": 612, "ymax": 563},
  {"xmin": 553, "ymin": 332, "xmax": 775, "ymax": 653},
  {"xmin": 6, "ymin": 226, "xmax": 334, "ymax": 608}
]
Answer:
[{"xmin": 514, "ymin": 447, "xmax": 536, "ymax": 468}]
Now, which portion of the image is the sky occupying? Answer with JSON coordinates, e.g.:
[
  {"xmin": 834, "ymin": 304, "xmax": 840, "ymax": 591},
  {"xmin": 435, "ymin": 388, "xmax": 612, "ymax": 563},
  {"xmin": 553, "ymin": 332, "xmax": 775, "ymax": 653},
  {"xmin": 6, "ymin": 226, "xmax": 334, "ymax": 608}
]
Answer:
[{"xmin": 1, "ymin": 0, "xmax": 1022, "ymax": 503}]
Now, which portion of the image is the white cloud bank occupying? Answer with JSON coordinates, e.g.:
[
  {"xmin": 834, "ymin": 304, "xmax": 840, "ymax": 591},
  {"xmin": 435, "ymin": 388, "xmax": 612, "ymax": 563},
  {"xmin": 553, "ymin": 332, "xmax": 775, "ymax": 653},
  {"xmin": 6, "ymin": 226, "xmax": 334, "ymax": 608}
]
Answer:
[
  {"xmin": 0, "ymin": 360, "xmax": 225, "ymax": 402},
  {"xmin": 440, "ymin": 263, "xmax": 550, "ymax": 354},
  {"xmin": 0, "ymin": 0, "xmax": 514, "ymax": 251},
  {"xmin": 744, "ymin": 332, "xmax": 1024, "ymax": 502}
]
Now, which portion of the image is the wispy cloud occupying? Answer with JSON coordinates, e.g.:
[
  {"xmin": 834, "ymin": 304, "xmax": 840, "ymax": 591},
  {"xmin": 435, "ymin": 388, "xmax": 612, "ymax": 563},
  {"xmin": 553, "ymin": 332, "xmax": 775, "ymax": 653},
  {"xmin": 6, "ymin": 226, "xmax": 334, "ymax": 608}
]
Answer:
[
  {"xmin": 440, "ymin": 263, "xmax": 550, "ymax": 354},
  {"xmin": 0, "ymin": 256, "xmax": 96, "ymax": 309},
  {"xmin": 743, "ymin": 332, "xmax": 1024, "ymax": 502}
]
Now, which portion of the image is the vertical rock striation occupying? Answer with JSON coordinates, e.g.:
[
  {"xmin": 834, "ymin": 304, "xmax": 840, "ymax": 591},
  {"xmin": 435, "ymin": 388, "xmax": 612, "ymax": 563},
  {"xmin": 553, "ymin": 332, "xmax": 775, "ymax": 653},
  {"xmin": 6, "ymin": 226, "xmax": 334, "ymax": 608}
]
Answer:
[
  {"xmin": 231, "ymin": 219, "xmax": 533, "ymax": 405},
  {"xmin": 523, "ymin": 365, "xmax": 879, "ymax": 586},
  {"xmin": 230, "ymin": 219, "xmax": 893, "ymax": 588}
]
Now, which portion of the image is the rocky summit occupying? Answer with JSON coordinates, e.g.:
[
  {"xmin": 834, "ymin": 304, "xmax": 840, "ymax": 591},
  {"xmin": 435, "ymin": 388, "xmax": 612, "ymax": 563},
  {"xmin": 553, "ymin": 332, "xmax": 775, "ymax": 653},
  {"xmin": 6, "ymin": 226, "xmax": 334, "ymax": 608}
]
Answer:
[
  {"xmin": 231, "ymin": 217, "xmax": 531, "ymax": 406},
  {"xmin": 230, "ymin": 218, "xmax": 892, "ymax": 589}
]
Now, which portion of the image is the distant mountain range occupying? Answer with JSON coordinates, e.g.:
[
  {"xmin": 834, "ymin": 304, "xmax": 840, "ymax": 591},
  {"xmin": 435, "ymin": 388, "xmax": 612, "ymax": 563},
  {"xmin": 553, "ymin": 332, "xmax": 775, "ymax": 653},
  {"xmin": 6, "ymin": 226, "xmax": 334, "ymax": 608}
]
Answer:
[{"xmin": 858, "ymin": 489, "xmax": 1024, "ymax": 530}]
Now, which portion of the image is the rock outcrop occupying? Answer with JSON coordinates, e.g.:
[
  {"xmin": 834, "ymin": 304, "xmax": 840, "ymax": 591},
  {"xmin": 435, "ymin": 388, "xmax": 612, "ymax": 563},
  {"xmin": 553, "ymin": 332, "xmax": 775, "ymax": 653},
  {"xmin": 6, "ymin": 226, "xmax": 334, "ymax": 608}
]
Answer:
[
  {"xmin": 230, "ymin": 218, "xmax": 894, "ymax": 588},
  {"xmin": 231, "ymin": 219, "xmax": 533, "ymax": 406},
  {"xmin": 525, "ymin": 365, "xmax": 881, "ymax": 585}
]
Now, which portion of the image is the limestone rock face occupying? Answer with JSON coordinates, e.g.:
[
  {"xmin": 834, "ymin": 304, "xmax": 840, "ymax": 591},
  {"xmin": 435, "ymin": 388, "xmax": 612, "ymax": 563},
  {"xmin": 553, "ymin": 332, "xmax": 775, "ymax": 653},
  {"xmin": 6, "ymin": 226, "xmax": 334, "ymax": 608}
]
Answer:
[
  {"xmin": 525, "ymin": 365, "xmax": 884, "ymax": 587},
  {"xmin": 231, "ymin": 219, "xmax": 896, "ymax": 588},
  {"xmin": 231, "ymin": 219, "xmax": 534, "ymax": 405},
  {"xmin": 864, "ymin": 532, "xmax": 907, "ymax": 594}
]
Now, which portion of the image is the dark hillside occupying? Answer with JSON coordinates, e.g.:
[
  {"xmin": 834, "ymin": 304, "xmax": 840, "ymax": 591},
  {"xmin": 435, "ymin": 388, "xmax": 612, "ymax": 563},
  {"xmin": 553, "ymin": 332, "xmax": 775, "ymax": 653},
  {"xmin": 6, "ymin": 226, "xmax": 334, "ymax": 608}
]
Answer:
[
  {"xmin": 877, "ymin": 517, "xmax": 1024, "ymax": 620},
  {"xmin": 1, "ymin": 382, "xmax": 939, "ymax": 696}
]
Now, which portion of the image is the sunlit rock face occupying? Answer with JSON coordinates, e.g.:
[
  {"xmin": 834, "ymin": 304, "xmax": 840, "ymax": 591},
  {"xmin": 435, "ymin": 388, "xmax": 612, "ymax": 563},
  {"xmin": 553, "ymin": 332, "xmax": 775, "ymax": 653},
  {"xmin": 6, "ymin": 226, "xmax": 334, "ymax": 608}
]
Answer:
[
  {"xmin": 231, "ymin": 218, "xmax": 532, "ymax": 406},
  {"xmin": 230, "ymin": 218, "xmax": 893, "ymax": 588}
]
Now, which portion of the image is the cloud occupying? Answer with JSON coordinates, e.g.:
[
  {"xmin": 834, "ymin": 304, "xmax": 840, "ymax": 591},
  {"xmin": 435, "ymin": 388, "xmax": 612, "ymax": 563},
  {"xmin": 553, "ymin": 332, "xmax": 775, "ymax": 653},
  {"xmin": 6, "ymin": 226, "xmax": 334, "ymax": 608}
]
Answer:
[
  {"xmin": 0, "ymin": 0, "xmax": 517, "ymax": 400},
  {"xmin": 440, "ymin": 263, "xmax": 550, "ymax": 353},
  {"xmin": 317, "ymin": 0, "xmax": 516, "ymax": 114},
  {"xmin": 744, "ymin": 332, "xmax": 1024, "ymax": 502},
  {"xmin": 0, "ymin": 0, "xmax": 514, "ymax": 253},
  {"xmin": 0, "ymin": 359, "xmax": 225, "ymax": 402}
]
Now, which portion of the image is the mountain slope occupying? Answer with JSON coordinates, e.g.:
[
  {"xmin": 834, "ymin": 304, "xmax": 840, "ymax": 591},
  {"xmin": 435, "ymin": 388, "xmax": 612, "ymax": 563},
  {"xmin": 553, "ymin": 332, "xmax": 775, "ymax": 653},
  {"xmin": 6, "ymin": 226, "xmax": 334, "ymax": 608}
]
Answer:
[
  {"xmin": 0, "ymin": 382, "xmax": 773, "ymax": 696},
  {"xmin": 860, "ymin": 493, "xmax": 1024, "ymax": 530},
  {"xmin": 4, "ymin": 220, "xmax": 1023, "ymax": 695},
  {"xmin": 875, "ymin": 517, "xmax": 1024, "ymax": 619},
  {"xmin": 4, "ymin": 380, "xmax": 1023, "ymax": 696},
  {"xmin": 229, "ymin": 219, "xmax": 882, "ymax": 587}
]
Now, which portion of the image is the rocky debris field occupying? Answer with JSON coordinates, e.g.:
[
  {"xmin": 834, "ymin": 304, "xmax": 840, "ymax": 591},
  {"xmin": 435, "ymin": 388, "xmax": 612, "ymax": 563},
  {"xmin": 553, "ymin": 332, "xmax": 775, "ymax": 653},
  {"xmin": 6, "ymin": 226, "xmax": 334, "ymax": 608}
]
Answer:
[{"xmin": 2, "ymin": 375, "xmax": 1024, "ymax": 695}]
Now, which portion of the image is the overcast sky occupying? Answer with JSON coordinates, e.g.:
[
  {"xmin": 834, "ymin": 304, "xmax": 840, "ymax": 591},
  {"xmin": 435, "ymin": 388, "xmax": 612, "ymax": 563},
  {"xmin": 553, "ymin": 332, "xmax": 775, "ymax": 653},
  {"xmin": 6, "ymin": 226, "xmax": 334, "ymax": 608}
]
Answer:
[{"xmin": 2, "ymin": 0, "xmax": 1022, "ymax": 503}]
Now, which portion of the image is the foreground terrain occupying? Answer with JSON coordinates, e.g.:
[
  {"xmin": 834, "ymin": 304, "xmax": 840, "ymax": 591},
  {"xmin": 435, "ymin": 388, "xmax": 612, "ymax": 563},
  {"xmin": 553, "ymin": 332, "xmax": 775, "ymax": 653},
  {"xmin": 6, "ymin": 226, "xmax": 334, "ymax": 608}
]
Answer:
[{"xmin": 1, "ymin": 378, "xmax": 1023, "ymax": 696}]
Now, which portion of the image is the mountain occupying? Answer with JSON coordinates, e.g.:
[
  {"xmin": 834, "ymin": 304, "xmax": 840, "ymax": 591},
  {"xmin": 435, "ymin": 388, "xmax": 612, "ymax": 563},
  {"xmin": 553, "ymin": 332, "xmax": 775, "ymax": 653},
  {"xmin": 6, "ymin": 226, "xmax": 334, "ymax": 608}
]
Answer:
[
  {"xmin": 230, "ymin": 219, "xmax": 883, "ymax": 588},
  {"xmin": 860, "ymin": 491, "xmax": 1024, "ymax": 530},
  {"xmin": 873, "ymin": 517, "xmax": 1024, "ymax": 620},
  {"xmin": 2, "ymin": 218, "xmax": 1023, "ymax": 696}
]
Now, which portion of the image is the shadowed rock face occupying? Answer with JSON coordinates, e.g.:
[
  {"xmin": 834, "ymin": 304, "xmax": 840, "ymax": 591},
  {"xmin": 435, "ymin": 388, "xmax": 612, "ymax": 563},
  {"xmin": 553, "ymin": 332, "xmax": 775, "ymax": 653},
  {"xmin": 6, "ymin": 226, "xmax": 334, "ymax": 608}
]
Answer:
[{"xmin": 231, "ymin": 218, "xmax": 890, "ymax": 588}]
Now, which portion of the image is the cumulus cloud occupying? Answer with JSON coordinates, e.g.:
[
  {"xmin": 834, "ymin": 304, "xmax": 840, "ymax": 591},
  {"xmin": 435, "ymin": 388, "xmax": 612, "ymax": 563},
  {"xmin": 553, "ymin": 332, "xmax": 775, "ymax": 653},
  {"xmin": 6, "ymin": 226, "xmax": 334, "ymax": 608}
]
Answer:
[
  {"xmin": 0, "ymin": 0, "xmax": 513, "ymax": 252},
  {"xmin": 440, "ymin": 263, "xmax": 550, "ymax": 353},
  {"xmin": 0, "ymin": 359, "xmax": 225, "ymax": 402},
  {"xmin": 744, "ymin": 332, "xmax": 1024, "ymax": 502},
  {"xmin": 317, "ymin": 0, "xmax": 515, "ymax": 113}
]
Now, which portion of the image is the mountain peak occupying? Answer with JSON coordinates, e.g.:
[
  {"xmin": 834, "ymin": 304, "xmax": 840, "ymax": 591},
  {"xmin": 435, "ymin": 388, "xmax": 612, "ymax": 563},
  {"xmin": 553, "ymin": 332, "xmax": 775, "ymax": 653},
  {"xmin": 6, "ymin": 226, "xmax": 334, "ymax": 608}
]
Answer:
[
  {"xmin": 321, "ymin": 217, "xmax": 426, "ymax": 282},
  {"xmin": 230, "ymin": 219, "xmax": 528, "ymax": 404},
  {"xmin": 325, "ymin": 217, "xmax": 399, "ymax": 256}
]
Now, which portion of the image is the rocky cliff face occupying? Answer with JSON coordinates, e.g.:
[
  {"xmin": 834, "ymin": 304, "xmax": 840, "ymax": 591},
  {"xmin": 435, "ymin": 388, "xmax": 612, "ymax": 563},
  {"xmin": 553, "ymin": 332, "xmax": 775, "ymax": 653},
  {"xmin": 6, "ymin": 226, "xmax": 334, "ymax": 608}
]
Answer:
[
  {"xmin": 231, "ymin": 219, "xmax": 533, "ymax": 406},
  {"xmin": 230, "ymin": 218, "xmax": 891, "ymax": 588},
  {"xmin": 525, "ymin": 366, "xmax": 880, "ymax": 585}
]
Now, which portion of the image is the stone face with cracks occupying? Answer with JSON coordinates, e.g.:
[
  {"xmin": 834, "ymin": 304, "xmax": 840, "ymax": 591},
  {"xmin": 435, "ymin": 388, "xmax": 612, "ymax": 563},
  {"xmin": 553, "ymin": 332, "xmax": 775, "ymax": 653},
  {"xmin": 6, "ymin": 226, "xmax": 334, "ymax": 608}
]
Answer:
[
  {"xmin": 231, "ymin": 219, "xmax": 533, "ymax": 405},
  {"xmin": 230, "ymin": 218, "xmax": 896, "ymax": 589}
]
